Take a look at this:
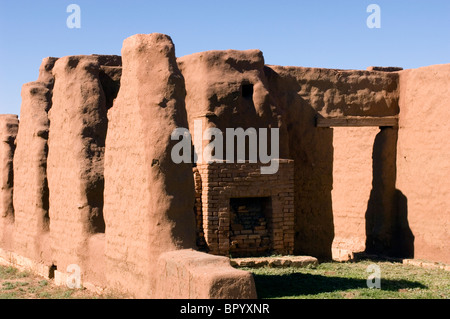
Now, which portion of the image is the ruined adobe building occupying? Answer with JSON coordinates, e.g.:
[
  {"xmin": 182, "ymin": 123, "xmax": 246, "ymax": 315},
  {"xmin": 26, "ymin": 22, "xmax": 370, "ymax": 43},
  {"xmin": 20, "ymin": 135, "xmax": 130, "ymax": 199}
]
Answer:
[{"xmin": 0, "ymin": 33, "xmax": 449, "ymax": 298}]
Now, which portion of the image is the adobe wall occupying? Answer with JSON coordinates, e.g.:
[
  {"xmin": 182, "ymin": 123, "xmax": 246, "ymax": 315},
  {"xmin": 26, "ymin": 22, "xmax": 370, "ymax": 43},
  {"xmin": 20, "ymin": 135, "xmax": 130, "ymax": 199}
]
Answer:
[
  {"xmin": 0, "ymin": 33, "xmax": 448, "ymax": 299},
  {"xmin": 397, "ymin": 64, "xmax": 450, "ymax": 264}
]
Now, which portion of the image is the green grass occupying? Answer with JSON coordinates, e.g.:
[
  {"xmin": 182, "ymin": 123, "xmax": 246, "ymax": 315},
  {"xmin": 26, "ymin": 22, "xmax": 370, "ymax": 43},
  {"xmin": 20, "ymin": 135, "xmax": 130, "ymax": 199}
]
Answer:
[
  {"xmin": 0, "ymin": 266, "xmax": 29, "ymax": 279},
  {"xmin": 242, "ymin": 260, "xmax": 450, "ymax": 299},
  {"xmin": 2, "ymin": 260, "xmax": 449, "ymax": 299}
]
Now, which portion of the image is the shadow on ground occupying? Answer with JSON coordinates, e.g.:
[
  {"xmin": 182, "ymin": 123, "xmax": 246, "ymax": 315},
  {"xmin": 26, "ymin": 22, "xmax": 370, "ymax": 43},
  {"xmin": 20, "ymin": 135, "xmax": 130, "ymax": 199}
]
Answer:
[{"xmin": 253, "ymin": 272, "xmax": 427, "ymax": 298}]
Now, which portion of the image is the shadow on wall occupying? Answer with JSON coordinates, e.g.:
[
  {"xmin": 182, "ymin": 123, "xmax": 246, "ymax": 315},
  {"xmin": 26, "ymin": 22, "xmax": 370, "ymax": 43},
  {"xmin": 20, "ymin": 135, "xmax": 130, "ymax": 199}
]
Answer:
[
  {"xmin": 393, "ymin": 189, "xmax": 414, "ymax": 258},
  {"xmin": 365, "ymin": 127, "xmax": 414, "ymax": 258},
  {"xmin": 289, "ymin": 101, "xmax": 335, "ymax": 261},
  {"xmin": 85, "ymin": 64, "xmax": 122, "ymax": 235}
]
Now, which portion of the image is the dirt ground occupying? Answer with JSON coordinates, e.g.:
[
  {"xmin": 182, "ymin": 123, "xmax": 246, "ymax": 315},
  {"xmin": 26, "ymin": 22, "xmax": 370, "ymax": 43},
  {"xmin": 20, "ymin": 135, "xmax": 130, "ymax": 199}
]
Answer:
[{"xmin": 0, "ymin": 264, "xmax": 125, "ymax": 299}]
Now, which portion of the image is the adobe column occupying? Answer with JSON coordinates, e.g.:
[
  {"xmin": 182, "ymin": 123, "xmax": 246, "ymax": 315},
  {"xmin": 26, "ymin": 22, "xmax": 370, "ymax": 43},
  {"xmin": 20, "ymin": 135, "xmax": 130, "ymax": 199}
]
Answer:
[
  {"xmin": 47, "ymin": 55, "xmax": 120, "ymax": 276},
  {"xmin": 103, "ymin": 33, "xmax": 197, "ymax": 297},
  {"xmin": 0, "ymin": 114, "xmax": 19, "ymax": 250},
  {"xmin": 104, "ymin": 33, "xmax": 256, "ymax": 299},
  {"xmin": 13, "ymin": 57, "xmax": 57, "ymax": 263}
]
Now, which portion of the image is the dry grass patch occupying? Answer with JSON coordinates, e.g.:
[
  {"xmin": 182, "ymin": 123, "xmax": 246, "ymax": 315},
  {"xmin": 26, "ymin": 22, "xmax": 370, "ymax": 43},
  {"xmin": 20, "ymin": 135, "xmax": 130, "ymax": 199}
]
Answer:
[{"xmin": 0, "ymin": 265, "xmax": 125, "ymax": 299}]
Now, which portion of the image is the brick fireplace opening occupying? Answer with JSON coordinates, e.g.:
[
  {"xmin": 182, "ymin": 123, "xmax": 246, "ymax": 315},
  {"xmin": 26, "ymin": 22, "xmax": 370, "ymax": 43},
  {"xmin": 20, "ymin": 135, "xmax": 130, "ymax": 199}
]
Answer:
[
  {"xmin": 194, "ymin": 160, "xmax": 294, "ymax": 257},
  {"xmin": 229, "ymin": 197, "xmax": 272, "ymax": 257}
]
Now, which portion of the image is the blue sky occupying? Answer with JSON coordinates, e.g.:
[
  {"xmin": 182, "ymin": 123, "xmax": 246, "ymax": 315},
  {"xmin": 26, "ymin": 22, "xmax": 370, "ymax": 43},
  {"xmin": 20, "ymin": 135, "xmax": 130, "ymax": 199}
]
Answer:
[{"xmin": 1, "ymin": 0, "xmax": 449, "ymax": 115}]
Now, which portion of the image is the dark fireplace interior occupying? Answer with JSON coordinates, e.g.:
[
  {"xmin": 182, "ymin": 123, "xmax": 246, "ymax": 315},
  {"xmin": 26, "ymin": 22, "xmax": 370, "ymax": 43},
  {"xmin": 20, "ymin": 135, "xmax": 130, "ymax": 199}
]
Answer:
[{"xmin": 229, "ymin": 197, "xmax": 272, "ymax": 257}]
